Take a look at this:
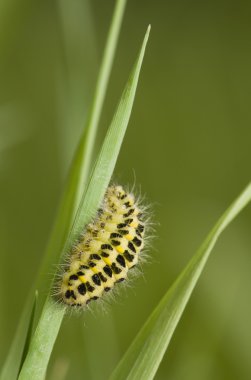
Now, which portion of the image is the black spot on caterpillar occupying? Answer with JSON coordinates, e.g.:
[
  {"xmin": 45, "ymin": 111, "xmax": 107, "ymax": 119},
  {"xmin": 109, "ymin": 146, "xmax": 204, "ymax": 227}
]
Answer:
[{"xmin": 58, "ymin": 185, "xmax": 147, "ymax": 307}]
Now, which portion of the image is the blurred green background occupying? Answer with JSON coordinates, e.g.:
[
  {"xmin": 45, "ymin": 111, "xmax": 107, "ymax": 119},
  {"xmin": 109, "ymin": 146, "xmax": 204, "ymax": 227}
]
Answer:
[{"xmin": 1, "ymin": 0, "xmax": 251, "ymax": 379}]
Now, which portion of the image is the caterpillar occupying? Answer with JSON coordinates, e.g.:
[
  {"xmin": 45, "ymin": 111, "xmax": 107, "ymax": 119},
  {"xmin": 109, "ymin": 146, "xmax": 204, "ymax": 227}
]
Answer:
[{"xmin": 59, "ymin": 185, "xmax": 146, "ymax": 307}]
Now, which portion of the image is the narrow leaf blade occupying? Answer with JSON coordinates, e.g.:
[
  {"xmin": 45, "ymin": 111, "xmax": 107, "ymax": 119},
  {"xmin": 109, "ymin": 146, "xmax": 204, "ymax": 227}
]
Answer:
[
  {"xmin": 67, "ymin": 25, "xmax": 151, "ymax": 246},
  {"xmin": 1, "ymin": 2, "xmax": 126, "ymax": 377},
  {"xmin": 36, "ymin": 0, "xmax": 127, "ymax": 304},
  {"xmin": 0, "ymin": 291, "xmax": 38, "ymax": 380},
  {"xmin": 19, "ymin": 291, "xmax": 38, "ymax": 374},
  {"xmin": 18, "ymin": 26, "xmax": 150, "ymax": 380},
  {"xmin": 110, "ymin": 182, "xmax": 251, "ymax": 380}
]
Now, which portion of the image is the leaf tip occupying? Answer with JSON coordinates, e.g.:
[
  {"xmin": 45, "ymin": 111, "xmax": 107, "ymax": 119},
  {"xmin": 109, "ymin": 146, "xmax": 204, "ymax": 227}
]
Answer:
[{"xmin": 145, "ymin": 24, "xmax": 151, "ymax": 41}]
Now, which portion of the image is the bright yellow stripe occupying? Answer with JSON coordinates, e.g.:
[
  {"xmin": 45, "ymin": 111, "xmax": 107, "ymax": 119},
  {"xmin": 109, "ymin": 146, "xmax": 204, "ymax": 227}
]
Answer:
[
  {"xmin": 116, "ymin": 246, "xmax": 125, "ymax": 254},
  {"xmin": 103, "ymin": 257, "xmax": 112, "ymax": 266},
  {"xmin": 79, "ymin": 276, "xmax": 86, "ymax": 283},
  {"xmin": 90, "ymin": 267, "xmax": 99, "ymax": 274}
]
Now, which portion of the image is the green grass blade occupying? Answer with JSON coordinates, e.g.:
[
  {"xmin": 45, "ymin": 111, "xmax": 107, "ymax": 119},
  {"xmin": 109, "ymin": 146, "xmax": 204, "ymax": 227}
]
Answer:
[
  {"xmin": 75, "ymin": 0, "xmax": 127, "ymax": 204},
  {"xmin": 36, "ymin": 0, "xmax": 127, "ymax": 300},
  {"xmin": 1, "ymin": 2, "xmax": 126, "ymax": 378},
  {"xmin": 18, "ymin": 291, "xmax": 38, "ymax": 374},
  {"xmin": 109, "ymin": 182, "xmax": 251, "ymax": 380},
  {"xmin": 65, "ymin": 26, "xmax": 151, "ymax": 247},
  {"xmin": 0, "ymin": 291, "xmax": 38, "ymax": 380},
  {"xmin": 18, "ymin": 26, "xmax": 150, "ymax": 380}
]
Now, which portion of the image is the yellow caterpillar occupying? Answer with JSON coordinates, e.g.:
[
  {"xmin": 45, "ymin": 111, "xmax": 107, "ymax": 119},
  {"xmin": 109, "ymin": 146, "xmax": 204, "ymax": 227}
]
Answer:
[{"xmin": 59, "ymin": 185, "xmax": 145, "ymax": 307}]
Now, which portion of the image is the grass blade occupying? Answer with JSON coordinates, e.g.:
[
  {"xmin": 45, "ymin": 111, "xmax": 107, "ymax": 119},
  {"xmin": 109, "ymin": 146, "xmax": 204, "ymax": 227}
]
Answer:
[
  {"xmin": 109, "ymin": 182, "xmax": 251, "ymax": 380},
  {"xmin": 18, "ymin": 291, "xmax": 38, "ymax": 374},
  {"xmin": 0, "ymin": 291, "xmax": 38, "ymax": 380},
  {"xmin": 1, "ymin": 2, "xmax": 126, "ymax": 378},
  {"xmin": 75, "ymin": 0, "xmax": 127, "ymax": 203},
  {"xmin": 18, "ymin": 26, "xmax": 150, "ymax": 380},
  {"xmin": 36, "ymin": 0, "xmax": 127, "ymax": 302},
  {"xmin": 65, "ymin": 26, "xmax": 151, "ymax": 247}
]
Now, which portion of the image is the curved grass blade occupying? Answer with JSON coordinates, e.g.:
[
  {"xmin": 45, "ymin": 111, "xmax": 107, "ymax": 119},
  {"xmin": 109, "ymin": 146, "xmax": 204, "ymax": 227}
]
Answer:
[
  {"xmin": 0, "ymin": 291, "xmax": 38, "ymax": 380},
  {"xmin": 1, "ymin": 2, "xmax": 126, "ymax": 379},
  {"xmin": 18, "ymin": 26, "xmax": 151, "ymax": 380},
  {"xmin": 36, "ymin": 0, "xmax": 127, "ymax": 304},
  {"xmin": 110, "ymin": 182, "xmax": 251, "ymax": 380},
  {"xmin": 18, "ymin": 291, "xmax": 38, "ymax": 375},
  {"xmin": 74, "ymin": 0, "xmax": 127, "ymax": 205}
]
